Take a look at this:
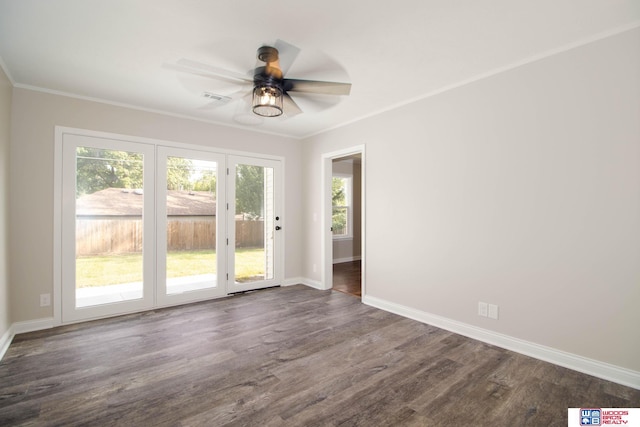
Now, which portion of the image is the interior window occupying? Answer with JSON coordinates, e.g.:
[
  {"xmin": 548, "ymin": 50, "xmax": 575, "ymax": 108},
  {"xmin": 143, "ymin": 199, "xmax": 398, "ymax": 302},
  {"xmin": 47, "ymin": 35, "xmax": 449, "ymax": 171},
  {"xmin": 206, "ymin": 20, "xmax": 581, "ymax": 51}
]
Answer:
[{"xmin": 332, "ymin": 175, "xmax": 352, "ymax": 239}]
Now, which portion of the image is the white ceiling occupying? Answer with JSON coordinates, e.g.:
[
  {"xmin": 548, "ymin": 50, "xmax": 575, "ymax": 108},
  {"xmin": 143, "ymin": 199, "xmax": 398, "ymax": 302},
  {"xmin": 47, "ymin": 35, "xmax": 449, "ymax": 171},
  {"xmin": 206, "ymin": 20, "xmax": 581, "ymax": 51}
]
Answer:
[{"xmin": 1, "ymin": 0, "xmax": 638, "ymax": 139}]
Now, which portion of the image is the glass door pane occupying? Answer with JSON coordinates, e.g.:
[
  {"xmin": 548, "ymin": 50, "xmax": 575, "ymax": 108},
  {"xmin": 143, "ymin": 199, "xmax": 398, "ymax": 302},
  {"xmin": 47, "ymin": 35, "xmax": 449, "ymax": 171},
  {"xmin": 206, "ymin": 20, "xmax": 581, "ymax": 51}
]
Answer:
[
  {"xmin": 74, "ymin": 147, "xmax": 145, "ymax": 308},
  {"xmin": 228, "ymin": 156, "xmax": 282, "ymax": 293},
  {"xmin": 156, "ymin": 148, "xmax": 226, "ymax": 305},
  {"xmin": 62, "ymin": 134, "xmax": 155, "ymax": 323}
]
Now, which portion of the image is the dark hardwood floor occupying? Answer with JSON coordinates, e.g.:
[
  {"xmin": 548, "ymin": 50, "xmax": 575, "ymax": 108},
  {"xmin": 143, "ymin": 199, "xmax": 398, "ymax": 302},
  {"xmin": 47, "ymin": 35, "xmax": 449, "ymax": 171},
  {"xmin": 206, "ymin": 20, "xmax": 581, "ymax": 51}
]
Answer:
[
  {"xmin": 332, "ymin": 260, "xmax": 361, "ymax": 297},
  {"xmin": 1, "ymin": 285, "xmax": 638, "ymax": 426}
]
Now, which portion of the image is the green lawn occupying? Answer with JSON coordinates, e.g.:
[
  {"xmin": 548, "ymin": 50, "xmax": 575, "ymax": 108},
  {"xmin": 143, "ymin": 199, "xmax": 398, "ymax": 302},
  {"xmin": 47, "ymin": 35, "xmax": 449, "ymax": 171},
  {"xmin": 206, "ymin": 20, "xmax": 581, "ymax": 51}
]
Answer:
[{"xmin": 76, "ymin": 248, "xmax": 265, "ymax": 287}]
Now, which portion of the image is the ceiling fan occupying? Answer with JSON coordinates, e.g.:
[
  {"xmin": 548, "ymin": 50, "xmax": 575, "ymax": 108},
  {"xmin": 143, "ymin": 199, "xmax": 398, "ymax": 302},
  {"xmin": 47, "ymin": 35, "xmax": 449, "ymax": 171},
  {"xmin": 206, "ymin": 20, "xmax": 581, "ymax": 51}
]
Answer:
[{"xmin": 170, "ymin": 40, "xmax": 352, "ymax": 118}]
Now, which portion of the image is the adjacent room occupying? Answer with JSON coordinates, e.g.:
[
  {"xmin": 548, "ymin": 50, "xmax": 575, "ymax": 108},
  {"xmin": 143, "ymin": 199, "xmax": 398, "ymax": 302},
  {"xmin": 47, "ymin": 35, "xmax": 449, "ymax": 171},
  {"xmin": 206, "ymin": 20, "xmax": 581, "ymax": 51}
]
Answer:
[{"xmin": 0, "ymin": 1, "xmax": 639, "ymax": 425}]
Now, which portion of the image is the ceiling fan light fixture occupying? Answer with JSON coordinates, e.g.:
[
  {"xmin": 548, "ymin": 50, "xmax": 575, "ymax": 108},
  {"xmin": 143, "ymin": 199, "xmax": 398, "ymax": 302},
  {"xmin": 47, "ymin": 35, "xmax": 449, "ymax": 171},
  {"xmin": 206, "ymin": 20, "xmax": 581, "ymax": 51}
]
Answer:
[{"xmin": 252, "ymin": 85, "xmax": 283, "ymax": 117}]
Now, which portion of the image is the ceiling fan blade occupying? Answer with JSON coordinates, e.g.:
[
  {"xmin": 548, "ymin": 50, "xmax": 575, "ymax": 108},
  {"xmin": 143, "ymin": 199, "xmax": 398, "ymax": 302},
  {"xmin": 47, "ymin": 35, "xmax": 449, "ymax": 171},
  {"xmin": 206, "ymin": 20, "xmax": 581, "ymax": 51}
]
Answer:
[
  {"xmin": 284, "ymin": 79, "xmax": 351, "ymax": 96},
  {"xmin": 283, "ymin": 93, "xmax": 303, "ymax": 117},
  {"xmin": 174, "ymin": 58, "xmax": 253, "ymax": 83},
  {"xmin": 286, "ymin": 92, "xmax": 342, "ymax": 113},
  {"xmin": 274, "ymin": 39, "xmax": 301, "ymax": 77}
]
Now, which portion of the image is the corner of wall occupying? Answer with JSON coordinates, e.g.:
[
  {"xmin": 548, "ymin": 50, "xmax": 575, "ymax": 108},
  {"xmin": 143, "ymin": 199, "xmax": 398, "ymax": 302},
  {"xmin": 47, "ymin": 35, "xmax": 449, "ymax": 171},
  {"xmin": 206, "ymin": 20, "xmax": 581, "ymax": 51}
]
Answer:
[{"xmin": 0, "ymin": 58, "xmax": 13, "ymax": 346}]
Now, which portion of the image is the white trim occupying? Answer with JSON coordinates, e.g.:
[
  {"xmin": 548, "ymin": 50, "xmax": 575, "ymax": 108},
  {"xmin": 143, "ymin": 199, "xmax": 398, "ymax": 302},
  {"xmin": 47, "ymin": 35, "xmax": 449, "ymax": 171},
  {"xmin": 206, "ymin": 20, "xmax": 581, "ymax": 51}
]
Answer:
[
  {"xmin": 11, "ymin": 317, "xmax": 56, "ymax": 334},
  {"xmin": 363, "ymin": 294, "xmax": 640, "ymax": 390},
  {"xmin": 299, "ymin": 278, "xmax": 324, "ymax": 290},
  {"xmin": 0, "ymin": 326, "xmax": 13, "ymax": 360},
  {"xmin": 282, "ymin": 277, "xmax": 305, "ymax": 287},
  {"xmin": 333, "ymin": 256, "xmax": 361, "ymax": 264},
  {"xmin": 264, "ymin": 276, "xmax": 324, "ymax": 291},
  {"xmin": 16, "ymin": 84, "xmax": 296, "ymax": 140},
  {"xmin": 321, "ymin": 156, "xmax": 333, "ymax": 291},
  {"xmin": 53, "ymin": 127, "xmax": 63, "ymax": 325},
  {"xmin": 282, "ymin": 277, "xmax": 323, "ymax": 290},
  {"xmin": 55, "ymin": 126, "xmax": 286, "ymax": 161}
]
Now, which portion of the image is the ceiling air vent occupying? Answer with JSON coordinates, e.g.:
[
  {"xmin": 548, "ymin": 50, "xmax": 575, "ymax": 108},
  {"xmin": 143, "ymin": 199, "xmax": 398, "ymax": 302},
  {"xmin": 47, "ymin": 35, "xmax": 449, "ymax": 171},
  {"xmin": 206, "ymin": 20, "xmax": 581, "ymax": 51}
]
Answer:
[{"xmin": 202, "ymin": 92, "xmax": 231, "ymax": 104}]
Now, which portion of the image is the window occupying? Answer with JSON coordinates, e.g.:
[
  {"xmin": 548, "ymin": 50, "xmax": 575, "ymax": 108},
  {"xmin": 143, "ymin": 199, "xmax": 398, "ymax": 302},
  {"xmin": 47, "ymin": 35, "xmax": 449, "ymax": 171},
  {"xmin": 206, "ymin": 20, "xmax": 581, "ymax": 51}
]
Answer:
[{"xmin": 332, "ymin": 175, "xmax": 352, "ymax": 239}]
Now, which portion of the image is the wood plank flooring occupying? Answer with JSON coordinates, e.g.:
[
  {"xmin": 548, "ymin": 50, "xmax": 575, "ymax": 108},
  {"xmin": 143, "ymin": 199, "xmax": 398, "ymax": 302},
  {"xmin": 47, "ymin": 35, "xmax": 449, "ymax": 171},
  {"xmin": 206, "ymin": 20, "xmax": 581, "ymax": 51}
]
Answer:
[
  {"xmin": 1, "ymin": 285, "xmax": 638, "ymax": 426},
  {"xmin": 332, "ymin": 261, "xmax": 361, "ymax": 298}
]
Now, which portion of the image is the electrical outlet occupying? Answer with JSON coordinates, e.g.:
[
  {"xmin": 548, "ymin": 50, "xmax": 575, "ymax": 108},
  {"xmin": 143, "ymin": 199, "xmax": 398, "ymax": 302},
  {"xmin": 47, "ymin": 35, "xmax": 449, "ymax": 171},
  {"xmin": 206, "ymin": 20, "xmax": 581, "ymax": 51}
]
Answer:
[
  {"xmin": 40, "ymin": 293, "xmax": 51, "ymax": 307},
  {"xmin": 478, "ymin": 301, "xmax": 488, "ymax": 317},
  {"xmin": 488, "ymin": 304, "xmax": 499, "ymax": 320}
]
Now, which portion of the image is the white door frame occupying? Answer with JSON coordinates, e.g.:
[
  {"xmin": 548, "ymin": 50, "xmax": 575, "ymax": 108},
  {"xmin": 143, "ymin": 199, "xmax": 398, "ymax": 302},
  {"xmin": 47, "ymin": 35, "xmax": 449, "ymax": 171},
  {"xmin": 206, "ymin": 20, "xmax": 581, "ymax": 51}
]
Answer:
[{"xmin": 321, "ymin": 145, "xmax": 365, "ymax": 294}]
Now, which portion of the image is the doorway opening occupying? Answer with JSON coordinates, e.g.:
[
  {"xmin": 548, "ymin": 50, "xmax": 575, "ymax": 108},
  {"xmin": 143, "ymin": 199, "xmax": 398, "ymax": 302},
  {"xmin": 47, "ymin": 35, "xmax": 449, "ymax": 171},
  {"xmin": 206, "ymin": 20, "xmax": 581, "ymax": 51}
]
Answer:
[{"xmin": 321, "ymin": 146, "xmax": 365, "ymax": 298}]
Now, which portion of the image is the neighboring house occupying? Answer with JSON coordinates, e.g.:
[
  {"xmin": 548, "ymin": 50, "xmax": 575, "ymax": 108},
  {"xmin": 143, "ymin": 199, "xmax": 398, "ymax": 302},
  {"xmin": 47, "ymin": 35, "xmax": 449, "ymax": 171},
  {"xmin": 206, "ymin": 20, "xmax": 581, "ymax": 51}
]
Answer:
[
  {"xmin": 76, "ymin": 187, "xmax": 216, "ymax": 218},
  {"xmin": 74, "ymin": 188, "xmax": 263, "ymax": 254},
  {"xmin": 75, "ymin": 188, "xmax": 218, "ymax": 255}
]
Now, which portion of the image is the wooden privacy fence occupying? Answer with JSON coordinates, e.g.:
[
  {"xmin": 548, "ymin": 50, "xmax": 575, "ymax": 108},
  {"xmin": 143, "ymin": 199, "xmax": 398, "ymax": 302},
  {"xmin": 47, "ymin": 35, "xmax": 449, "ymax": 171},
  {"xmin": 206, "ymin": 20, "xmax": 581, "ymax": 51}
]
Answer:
[{"xmin": 75, "ymin": 217, "xmax": 264, "ymax": 256}]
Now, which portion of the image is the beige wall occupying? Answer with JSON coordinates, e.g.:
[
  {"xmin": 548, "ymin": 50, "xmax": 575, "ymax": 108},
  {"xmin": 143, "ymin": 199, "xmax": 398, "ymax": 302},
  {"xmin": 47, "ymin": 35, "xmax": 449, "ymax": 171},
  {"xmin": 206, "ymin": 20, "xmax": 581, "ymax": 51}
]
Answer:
[
  {"xmin": 302, "ymin": 28, "xmax": 640, "ymax": 371},
  {"xmin": 9, "ymin": 89, "xmax": 302, "ymax": 323},
  {"xmin": 0, "ymin": 67, "xmax": 11, "ymax": 339}
]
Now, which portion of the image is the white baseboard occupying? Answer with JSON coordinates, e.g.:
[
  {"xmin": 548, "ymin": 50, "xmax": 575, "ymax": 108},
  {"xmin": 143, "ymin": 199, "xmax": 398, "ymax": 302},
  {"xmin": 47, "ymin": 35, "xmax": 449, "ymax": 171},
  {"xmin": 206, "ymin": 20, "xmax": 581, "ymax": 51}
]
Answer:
[
  {"xmin": 282, "ymin": 277, "xmax": 305, "ymax": 287},
  {"xmin": 301, "ymin": 278, "xmax": 324, "ymax": 290},
  {"xmin": 363, "ymin": 294, "xmax": 640, "ymax": 390},
  {"xmin": 282, "ymin": 277, "xmax": 324, "ymax": 290},
  {"xmin": 300, "ymin": 278, "xmax": 323, "ymax": 290},
  {"xmin": 0, "ymin": 326, "xmax": 13, "ymax": 361},
  {"xmin": 12, "ymin": 317, "xmax": 56, "ymax": 334},
  {"xmin": 333, "ymin": 256, "xmax": 361, "ymax": 264}
]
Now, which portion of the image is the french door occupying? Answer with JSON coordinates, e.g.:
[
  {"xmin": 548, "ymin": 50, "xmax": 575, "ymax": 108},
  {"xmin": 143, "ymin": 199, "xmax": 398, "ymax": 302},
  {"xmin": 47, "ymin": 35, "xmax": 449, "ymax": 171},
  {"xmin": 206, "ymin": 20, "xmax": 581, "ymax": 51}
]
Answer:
[
  {"xmin": 61, "ymin": 134, "xmax": 156, "ymax": 322},
  {"xmin": 156, "ymin": 147, "xmax": 227, "ymax": 306},
  {"xmin": 227, "ymin": 156, "xmax": 283, "ymax": 293},
  {"xmin": 60, "ymin": 132, "xmax": 282, "ymax": 323}
]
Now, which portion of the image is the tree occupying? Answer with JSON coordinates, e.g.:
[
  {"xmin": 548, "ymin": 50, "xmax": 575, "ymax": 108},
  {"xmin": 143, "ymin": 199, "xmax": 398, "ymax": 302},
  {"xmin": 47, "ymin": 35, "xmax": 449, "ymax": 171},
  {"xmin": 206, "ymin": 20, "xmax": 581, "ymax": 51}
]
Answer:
[
  {"xmin": 75, "ymin": 147, "xmax": 143, "ymax": 196},
  {"xmin": 192, "ymin": 170, "xmax": 217, "ymax": 194},
  {"xmin": 332, "ymin": 177, "xmax": 346, "ymax": 206},
  {"xmin": 332, "ymin": 177, "xmax": 348, "ymax": 235},
  {"xmin": 166, "ymin": 157, "xmax": 194, "ymax": 191},
  {"xmin": 76, "ymin": 149, "xmax": 214, "ymax": 198},
  {"xmin": 235, "ymin": 165, "xmax": 264, "ymax": 220}
]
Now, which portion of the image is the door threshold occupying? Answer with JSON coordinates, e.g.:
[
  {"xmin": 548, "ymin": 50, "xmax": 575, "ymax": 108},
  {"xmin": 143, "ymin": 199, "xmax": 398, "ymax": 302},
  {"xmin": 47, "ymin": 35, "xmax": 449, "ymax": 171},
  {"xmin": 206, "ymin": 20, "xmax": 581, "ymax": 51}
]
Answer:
[{"xmin": 228, "ymin": 285, "xmax": 281, "ymax": 295}]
